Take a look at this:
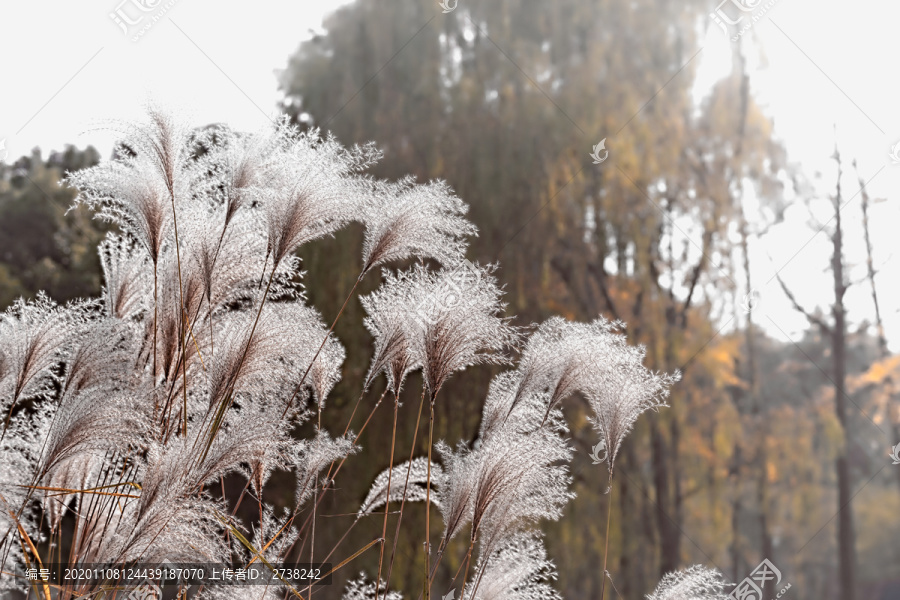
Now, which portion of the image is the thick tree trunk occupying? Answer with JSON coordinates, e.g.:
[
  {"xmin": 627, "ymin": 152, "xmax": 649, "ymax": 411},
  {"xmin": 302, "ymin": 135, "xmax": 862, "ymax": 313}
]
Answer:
[
  {"xmin": 730, "ymin": 444, "xmax": 743, "ymax": 584},
  {"xmin": 651, "ymin": 419, "xmax": 680, "ymax": 575},
  {"xmin": 758, "ymin": 466, "xmax": 775, "ymax": 598}
]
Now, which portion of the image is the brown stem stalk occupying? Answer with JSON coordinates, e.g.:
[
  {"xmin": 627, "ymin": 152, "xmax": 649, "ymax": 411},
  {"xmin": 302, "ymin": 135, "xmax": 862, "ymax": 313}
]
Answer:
[
  {"xmin": 424, "ymin": 396, "xmax": 435, "ymax": 600},
  {"xmin": 376, "ymin": 399, "xmax": 400, "ymax": 599},
  {"xmin": 384, "ymin": 386, "xmax": 427, "ymax": 596},
  {"xmin": 599, "ymin": 473, "xmax": 614, "ymax": 600}
]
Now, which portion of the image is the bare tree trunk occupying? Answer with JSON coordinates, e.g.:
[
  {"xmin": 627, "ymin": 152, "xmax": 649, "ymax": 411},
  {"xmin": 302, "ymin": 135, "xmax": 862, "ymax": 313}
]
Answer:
[
  {"xmin": 730, "ymin": 441, "xmax": 743, "ymax": 583},
  {"xmin": 854, "ymin": 162, "xmax": 900, "ymax": 493},
  {"xmin": 855, "ymin": 161, "xmax": 888, "ymax": 358},
  {"xmin": 653, "ymin": 261, "xmax": 684, "ymax": 577},
  {"xmin": 772, "ymin": 139, "xmax": 859, "ymax": 600},
  {"xmin": 831, "ymin": 146, "xmax": 857, "ymax": 600}
]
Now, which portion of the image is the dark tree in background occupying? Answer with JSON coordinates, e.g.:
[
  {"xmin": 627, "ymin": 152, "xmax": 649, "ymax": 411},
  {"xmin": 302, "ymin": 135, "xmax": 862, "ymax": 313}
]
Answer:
[
  {"xmin": 276, "ymin": 1, "xmax": 899, "ymax": 598},
  {"xmin": 0, "ymin": 146, "xmax": 104, "ymax": 307}
]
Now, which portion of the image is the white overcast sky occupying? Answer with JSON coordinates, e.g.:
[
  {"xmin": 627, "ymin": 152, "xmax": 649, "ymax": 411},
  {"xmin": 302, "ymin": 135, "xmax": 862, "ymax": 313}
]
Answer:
[{"xmin": 0, "ymin": 0, "xmax": 898, "ymax": 351}]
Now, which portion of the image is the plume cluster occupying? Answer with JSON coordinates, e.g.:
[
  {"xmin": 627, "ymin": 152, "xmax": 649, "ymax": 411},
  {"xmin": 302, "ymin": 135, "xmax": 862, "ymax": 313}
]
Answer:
[
  {"xmin": 362, "ymin": 262, "xmax": 519, "ymax": 396},
  {"xmin": 506, "ymin": 317, "xmax": 679, "ymax": 480},
  {"xmin": 0, "ymin": 109, "xmax": 684, "ymax": 600},
  {"xmin": 0, "ymin": 111, "xmax": 374, "ymax": 594}
]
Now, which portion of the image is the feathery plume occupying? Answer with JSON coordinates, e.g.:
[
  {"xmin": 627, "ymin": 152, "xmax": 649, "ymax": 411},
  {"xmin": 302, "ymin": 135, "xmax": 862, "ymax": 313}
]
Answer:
[
  {"xmin": 646, "ymin": 565, "xmax": 730, "ymax": 600},
  {"xmin": 358, "ymin": 457, "xmax": 442, "ymax": 517},
  {"xmin": 98, "ymin": 442, "xmax": 229, "ymax": 564},
  {"xmin": 462, "ymin": 532, "xmax": 561, "ymax": 600},
  {"xmin": 68, "ymin": 109, "xmax": 198, "ymax": 264},
  {"xmin": 293, "ymin": 430, "xmax": 357, "ymax": 507},
  {"xmin": 0, "ymin": 402, "xmax": 53, "ymax": 537},
  {"xmin": 360, "ymin": 268, "xmax": 422, "ymax": 395},
  {"xmin": 437, "ymin": 393, "xmax": 573, "ymax": 552},
  {"xmin": 258, "ymin": 122, "xmax": 380, "ymax": 266},
  {"xmin": 408, "ymin": 262, "xmax": 519, "ymax": 394},
  {"xmin": 0, "ymin": 294, "xmax": 87, "ymax": 437},
  {"xmin": 509, "ymin": 317, "xmax": 678, "ymax": 479},
  {"xmin": 69, "ymin": 158, "xmax": 172, "ymax": 265},
  {"xmin": 361, "ymin": 177, "xmax": 477, "ymax": 273},
  {"xmin": 204, "ymin": 302, "xmax": 344, "ymax": 414},
  {"xmin": 342, "ymin": 572, "xmax": 403, "ymax": 600},
  {"xmin": 99, "ymin": 233, "xmax": 152, "ymax": 320}
]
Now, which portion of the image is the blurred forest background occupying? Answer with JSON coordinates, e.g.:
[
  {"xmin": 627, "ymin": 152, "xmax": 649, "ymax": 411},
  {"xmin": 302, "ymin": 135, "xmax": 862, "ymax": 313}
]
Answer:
[{"xmin": 2, "ymin": 1, "xmax": 899, "ymax": 598}]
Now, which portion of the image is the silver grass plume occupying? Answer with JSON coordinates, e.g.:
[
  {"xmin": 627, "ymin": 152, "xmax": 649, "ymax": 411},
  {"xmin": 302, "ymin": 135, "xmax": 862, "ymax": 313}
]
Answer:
[
  {"xmin": 38, "ymin": 319, "xmax": 148, "ymax": 492},
  {"xmin": 0, "ymin": 293, "xmax": 89, "ymax": 437},
  {"xmin": 39, "ymin": 375, "xmax": 147, "ymax": 485},
  {"xmin": 249, "ymin": 504, "xmax": 300, "ymax": 562},
  {"xmin": 149, "ymin": 249, "xmax": 206, "ymax": 383},
  {"xmin": 99, "ymin": 233, "xmax": 152, "ymax": 320},
  {"xmin": 509, "ymin": 317, "xmax": 678, "ymax": 482},
  {"xmin": 193, "ymin": 123, "xmax": 274, "ymax": 231},
  {"xmin": 503, "ymin": 316, "xmax": 618, "ymax": 419},
  {"xmin": 476, "ymin": 371, "xmax": 525, "ymax": 445},
  {"xmin": 462, "ymin": 532, "xmax": 561, "ymax": 600},
  {"xmin": 39, "ymin": 450, "xmax": 107, "ymax": 532},
  {"xmin": 582, "ymin": 335, "xmax": 679, "ymax": 482},
  {"xmin": 68, "ymin": 157, "xmax": 172, "ymax": 266},
  {"xmin": 471, "ymin": 396, "xmax": 573, "ymax": 558},
  {"xmin": 68, "ymin": 109, "xmax": 200, "ymax": 266},
  {"xmin": 358, "ymin": 457, "xmax": 442, "ymax": 517},
  {"xmin": 203, "ymin": 302, "xmax": 344, "ymax": 415},
  {"xmin": 360, "ymin": 268, "xmax": 422, "ymax": 395},
  {"xmin": 0, "ymin": 408, "xmax": 48, "ymax": 593},
  {"xmin": 434, "ymin": 439, "xmax": 479, "ymax": 544},
  {"xmin": 407, "ymin": 262, "xmax": 519, "ymax": 394},
  {"xmin": 342, "ymin": 572, "xmax": 404, "ymax": 600},
  {"xmin": 293, "ymin": 430, "xmax": 358, "ymax": 507},
  {"xmin": 242, "ymin": 407, "xmax": 301, "ymax": 498},
  {"xmin": 361, "ymin": 177, "xmax": 477, "ymax": 273},
  {"xmin": 176, "ymin": 187, "xmax": 304, "ymax": 313},
  {"xmin": 646, "ymin": 565, "xmax": 730, "ymax": 600},
  {"xmin": 186, "ymin": 401, "xmax": 291, "ymax": 489},
  {"xmin": 257, "ymin": 121, "xmax": 381, "ymax": 266},
  {"xmin": 436, "ymin": 393, "xmax": 573, "ymax": 551}
]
